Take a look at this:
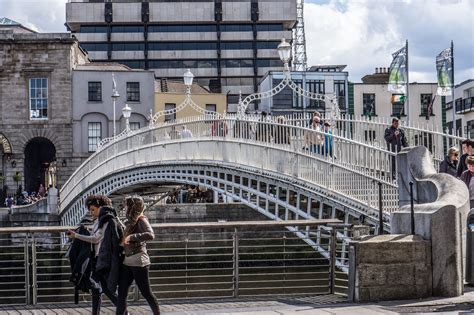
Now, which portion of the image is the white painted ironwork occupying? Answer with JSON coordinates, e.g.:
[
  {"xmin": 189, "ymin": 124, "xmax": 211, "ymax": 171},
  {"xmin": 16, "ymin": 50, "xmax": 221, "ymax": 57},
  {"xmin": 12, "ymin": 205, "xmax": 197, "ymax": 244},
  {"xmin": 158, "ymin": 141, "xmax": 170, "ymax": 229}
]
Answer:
[
  {"xmin": 237, "ymin": 39, "xmax": 339, "ymax": 121},
  {"xmin": 60, "ymin": 115, "xmax": 397, "ymax": 231}
]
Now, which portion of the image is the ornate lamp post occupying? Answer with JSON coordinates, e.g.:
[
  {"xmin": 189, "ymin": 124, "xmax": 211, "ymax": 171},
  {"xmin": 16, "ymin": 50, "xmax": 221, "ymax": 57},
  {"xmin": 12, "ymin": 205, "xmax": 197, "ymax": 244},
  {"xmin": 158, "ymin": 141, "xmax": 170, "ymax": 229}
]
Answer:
[
  {"xmin": 122, "ymin": 104, "xmax": 132, "ymax": 131},
  {"xmin": 237, "ymin": 38, "xmax": 340, "ymax": 121},
  {"xmin": 149, "ymin": 69, "xmax": 221, "ymax": 125}
]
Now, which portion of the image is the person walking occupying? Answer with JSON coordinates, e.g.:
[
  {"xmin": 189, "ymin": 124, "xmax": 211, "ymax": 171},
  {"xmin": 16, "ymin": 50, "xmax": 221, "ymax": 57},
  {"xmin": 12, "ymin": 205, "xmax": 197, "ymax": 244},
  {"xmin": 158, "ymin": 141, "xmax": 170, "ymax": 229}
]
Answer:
[
  {"xmin": 323, "ymin": 121, "xmax": 333, "ymax": 157},
  {"xmin": 67, "ymin": 195, "xmax": 124, "ymax": 315},
  {"xmin": 384, "ymin": 117, "xmax": 408, "ymax": 179},
  {"xmin": 460, "ymin": 156, "xmax": 474, "ymax": 209},
  {"xmin": 439, "ymin": 147, "xmax": 459, "ymax": 177},
  {"xmin": 304, "ymin": 115, "xmax": 324, "ymax": 154},
  {"xmin": 116, "ymin": 196, "xmax": 160, "ymax": 315},
  {"xmin": 457, "ymin": 139, "xmax": 474, "ymax": 177},
  {"xmin": 180, "ymin": 125, "xmax": 193, "ymax": 138}
]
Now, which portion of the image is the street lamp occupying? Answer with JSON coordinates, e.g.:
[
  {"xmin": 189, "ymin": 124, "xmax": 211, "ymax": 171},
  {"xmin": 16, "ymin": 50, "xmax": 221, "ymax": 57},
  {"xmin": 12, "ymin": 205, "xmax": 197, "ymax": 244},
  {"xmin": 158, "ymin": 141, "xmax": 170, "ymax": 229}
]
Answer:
[
  {"xmin": 149, "ymin": 69, "xmax": 220, "ymax": 125},
  {"xmin": 111, "ymin": 73, "xmax": 120, "ymax": 138},
  {"xmin": 122, "ymin": 103, "xmax": 132, "ymax": 131},
  {"xmin": 277, "ymin": 38, "xmax": 291, "ymax": 73},
  {"xmin": 237, "ymin": 38, "xmax": 340, "ymax": 121}
]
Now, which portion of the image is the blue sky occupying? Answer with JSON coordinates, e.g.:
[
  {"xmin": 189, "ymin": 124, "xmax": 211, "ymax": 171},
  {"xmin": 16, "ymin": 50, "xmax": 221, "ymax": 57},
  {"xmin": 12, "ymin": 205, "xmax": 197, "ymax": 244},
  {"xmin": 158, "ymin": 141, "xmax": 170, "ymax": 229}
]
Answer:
[{"xmin": 2, "ymin": 0, "xmax": 473, "ymax": 83}]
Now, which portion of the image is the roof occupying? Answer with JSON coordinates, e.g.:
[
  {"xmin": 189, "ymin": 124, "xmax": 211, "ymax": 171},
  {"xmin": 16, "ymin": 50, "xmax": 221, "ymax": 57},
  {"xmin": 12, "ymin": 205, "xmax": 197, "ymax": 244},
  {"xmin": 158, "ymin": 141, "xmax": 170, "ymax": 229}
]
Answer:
[
  {"xmin": 0, "ymin": 17, "xmax": 20, "ymax": 25},
  {"xmin": 155, "ymin": 79, "xmax": 211, "ymax": 94},
  {"xmin": 75, "ymin": 62, "xmax": 132, "ymax": 71}
]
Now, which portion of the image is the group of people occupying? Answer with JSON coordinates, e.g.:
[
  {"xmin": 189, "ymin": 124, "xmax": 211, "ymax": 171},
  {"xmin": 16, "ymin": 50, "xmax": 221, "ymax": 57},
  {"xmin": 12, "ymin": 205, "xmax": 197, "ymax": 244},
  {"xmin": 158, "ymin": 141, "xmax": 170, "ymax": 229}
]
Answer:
[
  {"xmin": 3, "ymin": 183, "xmax": 48, "ymax": 208},
  {"xmin": 67, "ymin": 195, "xmax": 160, "ymax": 315},
  {"xmin": 437, "ymin": 139, "xmax": 474, "ymax": 208}
]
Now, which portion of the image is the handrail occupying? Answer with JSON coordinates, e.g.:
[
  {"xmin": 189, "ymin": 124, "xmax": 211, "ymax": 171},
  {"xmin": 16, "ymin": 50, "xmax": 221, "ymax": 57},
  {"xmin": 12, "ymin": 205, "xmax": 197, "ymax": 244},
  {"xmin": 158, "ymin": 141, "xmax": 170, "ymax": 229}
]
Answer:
[{"xmin": 0, "ymin": 219, "xmax": 342, "ymax": 234}]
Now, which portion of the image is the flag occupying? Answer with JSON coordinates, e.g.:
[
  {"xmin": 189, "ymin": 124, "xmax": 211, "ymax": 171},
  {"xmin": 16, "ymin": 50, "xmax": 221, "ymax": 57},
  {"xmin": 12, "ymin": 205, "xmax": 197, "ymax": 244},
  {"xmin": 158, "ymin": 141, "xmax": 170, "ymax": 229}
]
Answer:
[
  {"xmin": 390, "ymin": 94, "xmax": 406, "ymax": 104},
  {"xmin": 436, "ymin": 47, "xmax": 453, "ymax": 96},
  {"xmin": 426, "ymin": 94, "xmax": 436, "ymax": 119},
  {"xmin": 388, "ymin": 46, "xmax": 407, "ymax": 93}
]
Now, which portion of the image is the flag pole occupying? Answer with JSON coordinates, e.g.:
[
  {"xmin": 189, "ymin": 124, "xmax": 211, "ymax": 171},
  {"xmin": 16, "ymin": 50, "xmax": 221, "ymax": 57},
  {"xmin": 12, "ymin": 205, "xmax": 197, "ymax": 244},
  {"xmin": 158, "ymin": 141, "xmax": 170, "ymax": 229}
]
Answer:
[
  {"xmin": 451, "ymin": 40, "xmax": 456, "ymax": 136},
  {"xmin": 405, "ymin": 39, "xmax": 410, "ymax": 123}
]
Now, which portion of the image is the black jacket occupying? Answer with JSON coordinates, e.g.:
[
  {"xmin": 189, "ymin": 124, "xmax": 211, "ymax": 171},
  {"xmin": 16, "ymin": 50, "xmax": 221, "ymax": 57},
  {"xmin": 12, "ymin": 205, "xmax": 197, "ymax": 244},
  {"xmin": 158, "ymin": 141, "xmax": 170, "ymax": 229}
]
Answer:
[
  {"xmin": 384, "ymin": 126, "xmax": 408, "ymax": 153},
  {"xmin": 67, "ymin": 225, "xmax": 93, "ymax": 293},
  {"xmin": 95, "ymin": 206, "xmax": 124, "ymax": 293},
  {"xmin": 457, "ymin": 153, "xmax": 469, "ymax": 177},
  {"xmin": 439, "ymin": 156, "xmax": 458, "ymax": 177}
]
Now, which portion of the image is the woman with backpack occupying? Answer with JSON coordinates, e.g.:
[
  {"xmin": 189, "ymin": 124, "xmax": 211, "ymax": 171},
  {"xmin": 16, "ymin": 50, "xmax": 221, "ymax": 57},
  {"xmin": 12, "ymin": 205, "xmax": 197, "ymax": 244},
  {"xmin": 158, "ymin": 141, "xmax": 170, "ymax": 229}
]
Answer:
[
  {"xmin": 116, "ymin": 195, "xmax": 160, "ymax": 315},
  {"xmin": 67, "ymin": 195, "xmax": 124, "ymax": 315}
]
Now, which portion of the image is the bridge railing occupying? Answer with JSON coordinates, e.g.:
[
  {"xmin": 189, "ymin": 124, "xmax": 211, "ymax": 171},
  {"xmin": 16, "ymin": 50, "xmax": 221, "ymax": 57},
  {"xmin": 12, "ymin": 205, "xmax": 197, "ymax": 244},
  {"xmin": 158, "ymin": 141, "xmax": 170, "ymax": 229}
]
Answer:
[
  {"xmin": 282, "ymin": 113, "xmax": 464, "ymax": 169},
  {"xmin": 60, "ymin": 115, "xmax": 398, "ymax": 221},
  {"xmin": 0, "ymin": 220, "xmax": 353, "ymax": 306}
]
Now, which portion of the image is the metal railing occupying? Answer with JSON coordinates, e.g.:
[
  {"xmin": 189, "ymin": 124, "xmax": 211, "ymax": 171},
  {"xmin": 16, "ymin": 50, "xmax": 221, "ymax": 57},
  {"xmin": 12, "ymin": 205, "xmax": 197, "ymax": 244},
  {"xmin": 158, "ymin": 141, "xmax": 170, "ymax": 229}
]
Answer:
[
  {"xmin": 284, "ymin": 112, "xmax": 464, "ymax": 168},
  {"xmin": 60, "ymin": 115, "xmax": 399, "ymax": 224},
  {"xmin": 0, "ymin": 220, "xmax": 357, "ymax": 306}
]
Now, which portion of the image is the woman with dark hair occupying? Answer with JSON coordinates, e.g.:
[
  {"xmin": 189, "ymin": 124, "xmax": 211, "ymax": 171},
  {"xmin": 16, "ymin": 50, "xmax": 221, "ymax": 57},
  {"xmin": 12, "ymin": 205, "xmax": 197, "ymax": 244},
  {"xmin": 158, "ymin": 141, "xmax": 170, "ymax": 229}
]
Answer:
[
  {"xmin": 67, "ymin": 195, "xmax": 124, "ymax": 315},
  {"xmin": 116, "ymin": 196, "xmax": 160, "ymax": 315}
]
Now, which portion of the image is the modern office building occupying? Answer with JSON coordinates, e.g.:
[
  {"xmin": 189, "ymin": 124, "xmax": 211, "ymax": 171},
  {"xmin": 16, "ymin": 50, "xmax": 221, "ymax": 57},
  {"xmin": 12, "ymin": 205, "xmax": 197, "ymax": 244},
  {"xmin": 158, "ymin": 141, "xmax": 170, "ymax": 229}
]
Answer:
[
  {"xmin": 65, "ymin": 0, "xmax": 297, "ymax": 112},
  {"xmin": 446, "ymin": 79, "xmax": 474, "ymax": 138},
  {"xmin": 258, "ymin": 65, "xmax": 349, "ymax": 115}
]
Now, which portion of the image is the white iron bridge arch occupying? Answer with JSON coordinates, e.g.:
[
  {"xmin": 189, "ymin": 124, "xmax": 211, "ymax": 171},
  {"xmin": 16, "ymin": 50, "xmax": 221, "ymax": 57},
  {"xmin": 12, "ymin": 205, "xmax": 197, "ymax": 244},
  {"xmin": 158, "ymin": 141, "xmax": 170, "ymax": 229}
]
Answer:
[{"xmin": 60, "ymin": 115, "xmax": 400, "ymax": 231}]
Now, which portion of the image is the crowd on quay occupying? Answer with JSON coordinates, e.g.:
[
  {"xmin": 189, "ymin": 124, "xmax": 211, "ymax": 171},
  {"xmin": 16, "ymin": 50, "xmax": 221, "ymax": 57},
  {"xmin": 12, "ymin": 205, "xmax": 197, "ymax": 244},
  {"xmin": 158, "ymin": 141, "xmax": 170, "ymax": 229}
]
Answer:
[
  {"xmin": 67, "ymin": 195, "xmax": 160, "ymax": 315},
  {"xmin": 3, "ymin": 183, "xmax": 48, "ymax": 210},
  {"xmin": 166, "ymin": 185, "xmax": 213, "ymax": 204}
]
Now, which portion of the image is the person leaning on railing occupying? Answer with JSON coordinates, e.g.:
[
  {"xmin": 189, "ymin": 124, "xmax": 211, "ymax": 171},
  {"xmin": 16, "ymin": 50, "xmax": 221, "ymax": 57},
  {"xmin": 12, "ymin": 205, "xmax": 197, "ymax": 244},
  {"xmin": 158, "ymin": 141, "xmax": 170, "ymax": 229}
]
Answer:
[
  {"xmin": 116, "ymin": 195, "xmax": 160, "ymax": 315},
  {"xmin": 384, "ymin": 117, "xmax": 408, "ymax": 179}
]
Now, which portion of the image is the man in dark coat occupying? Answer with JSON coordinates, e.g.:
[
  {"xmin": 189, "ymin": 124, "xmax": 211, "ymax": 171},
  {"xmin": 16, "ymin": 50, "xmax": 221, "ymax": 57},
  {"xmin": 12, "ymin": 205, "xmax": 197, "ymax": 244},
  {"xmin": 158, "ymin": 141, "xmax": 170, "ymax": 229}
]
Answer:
[{"xmin": 384, "ymin": 117, "xmax": 408, "ymax": 179}]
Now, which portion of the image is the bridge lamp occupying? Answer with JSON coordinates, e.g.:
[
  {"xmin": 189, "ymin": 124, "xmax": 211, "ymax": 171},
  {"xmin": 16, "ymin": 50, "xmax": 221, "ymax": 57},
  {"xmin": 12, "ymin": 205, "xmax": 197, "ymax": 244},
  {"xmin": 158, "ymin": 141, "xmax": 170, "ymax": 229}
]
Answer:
[
  {"xmin": 122, "ymin": 103, "xmax": 132, "ymax": 131},
  {"xmin": 277, "ymin": 38, "xmax": 291, "ymax": 72},
  {"xmin": 183, "ymin": 69, "xmax": 194, "ymax": 94}
]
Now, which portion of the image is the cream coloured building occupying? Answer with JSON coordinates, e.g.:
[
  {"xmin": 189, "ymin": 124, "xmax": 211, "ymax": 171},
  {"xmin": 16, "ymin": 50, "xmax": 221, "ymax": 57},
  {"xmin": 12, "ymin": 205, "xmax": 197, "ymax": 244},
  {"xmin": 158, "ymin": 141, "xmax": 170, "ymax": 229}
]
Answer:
[{"xmin": 154, "ymin": 79, "xmax": 227, "ymax": 123}]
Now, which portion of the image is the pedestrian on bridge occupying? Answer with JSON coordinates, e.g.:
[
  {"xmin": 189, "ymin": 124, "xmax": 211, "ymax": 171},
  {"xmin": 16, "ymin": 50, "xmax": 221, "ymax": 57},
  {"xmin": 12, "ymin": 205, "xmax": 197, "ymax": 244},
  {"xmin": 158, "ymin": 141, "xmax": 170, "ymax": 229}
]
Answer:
[
  {"xmin": 384, "ymin": 118, "xmax": 408, "ymax": 179},
  {"xmin": 304, "ymin": 115, "xmax": 324, "ymax": 154},
  {"xmin": 460, "ymin": 156, "xmax": 474, "ymax": 209},
  {"xmin": 457, "ymin": 139, "xmax": 474, "ymax": 177},
  {"xmin": 67, "ymin": 195, "xmax": 124, "ymax": 315},
  {"xmin": 439, "ymin": 147, "xmax": 459, "ymax": 177},
  {"xmin": 117, "ymin": 196, "xmax": 160, "ymax": 315}
]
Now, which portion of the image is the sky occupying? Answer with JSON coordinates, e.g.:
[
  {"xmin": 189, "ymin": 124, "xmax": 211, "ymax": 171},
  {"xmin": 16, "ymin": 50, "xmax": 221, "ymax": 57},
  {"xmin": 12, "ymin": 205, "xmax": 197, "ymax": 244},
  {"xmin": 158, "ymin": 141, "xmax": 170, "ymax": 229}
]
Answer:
[{"xmin": 2, "ymin": 0, "xmax": 473, "ymax": 83}]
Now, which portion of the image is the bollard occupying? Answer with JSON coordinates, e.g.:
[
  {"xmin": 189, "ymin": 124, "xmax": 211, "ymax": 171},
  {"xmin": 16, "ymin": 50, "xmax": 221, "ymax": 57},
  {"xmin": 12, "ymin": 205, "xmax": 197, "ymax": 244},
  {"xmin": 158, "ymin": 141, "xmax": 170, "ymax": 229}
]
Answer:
[{"xmin": 409, "ymin": 181, "xmax": 415, "ymax": 235}]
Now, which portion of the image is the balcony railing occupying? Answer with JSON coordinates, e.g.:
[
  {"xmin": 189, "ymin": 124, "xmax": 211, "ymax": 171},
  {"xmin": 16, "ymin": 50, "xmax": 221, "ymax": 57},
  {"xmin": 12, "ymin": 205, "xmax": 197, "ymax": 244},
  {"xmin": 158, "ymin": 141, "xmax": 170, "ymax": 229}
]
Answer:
[{"xmin": 455, "ymin": 97, "xmax": 474, "ymax": 114}]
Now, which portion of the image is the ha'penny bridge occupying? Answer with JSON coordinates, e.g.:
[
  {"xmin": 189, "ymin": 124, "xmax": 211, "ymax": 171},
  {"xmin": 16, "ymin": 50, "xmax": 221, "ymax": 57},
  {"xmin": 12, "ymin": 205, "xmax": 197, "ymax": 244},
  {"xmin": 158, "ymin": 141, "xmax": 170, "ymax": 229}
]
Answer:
[{"xmin": 0, "ymin": 111, "xmax": 463, "ymax": 312}]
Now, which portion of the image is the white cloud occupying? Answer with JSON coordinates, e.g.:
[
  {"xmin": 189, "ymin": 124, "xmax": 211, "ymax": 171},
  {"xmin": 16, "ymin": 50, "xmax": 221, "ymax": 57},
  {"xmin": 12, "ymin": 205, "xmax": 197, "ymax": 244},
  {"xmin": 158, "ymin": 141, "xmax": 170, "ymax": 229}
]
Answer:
[
  {"xmin": 304, "ymin": 0, "xmax": 474, "ymax": 83},
  {"xmin": 2, "ymin": 0, "xmax": 66, "ymax": 33}
]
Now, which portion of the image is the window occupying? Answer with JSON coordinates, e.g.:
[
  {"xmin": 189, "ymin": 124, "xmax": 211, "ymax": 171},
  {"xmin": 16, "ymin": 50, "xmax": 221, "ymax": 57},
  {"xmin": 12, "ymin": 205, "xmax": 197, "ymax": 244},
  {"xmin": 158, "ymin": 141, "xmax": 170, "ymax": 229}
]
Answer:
[
  {"xmin": 88, "ymin": 122, "xmax": 101, "ymax": 152},
  {"xmin": 362, "ymin": 93, "xmax": 376, "ymax": 116},
  {"xmin": 205, "ymin": 104, "xmax": 217, "ymax": 118},
  {"xmin": 80, "ymin": 42, "xmax": 108, "ymax": 51},
  {"xmin": 148, "ymin": 42, "xmax": 217, "ymax": 51},
  {"xmin": 256, "ymin": 41, "xmax": 280, "ymax": 49},
  {"xmin": 334, "ymin": 80, "xmax": 346, "ymax": 111},
  {"xmin": 29, "ymin": 78, "xmax": 48, "ymax": 119},
  {"xmin": 111, "ymin": 25, "xmax": 144, "ymax": 33},
  {"xmin": 130, "ymin": 122, "xmax": 140, "ymax": 130},
  {"xmin": 80, "ymin": 25, "xmax": 107, "ymax": 33},
  {"xmin": 221, "ymin": 24, "xmax": 252, "ymax": 32},
  {"xmin": 164, "ymin": 103, "xmax": 176, "ymax": 122},
  {"xmin": 88, "ymin": 82, "xmax": 102, "ymax": 102},
  {"xmin": 391, "ymin": 94, "xmax": 405, "ymax": 117},
  {"xmin": 256, "ymin": 59, "xmax": 282, "ymax": 68},
  {"xmin": 256, "ymin": 24, "xmax": 284, "ymax": 32},
  {"xmin": 306, "ymin": 80, "xmax": 325, "ymax": 109},
  {"xmin": 149, "ymin": 24, "xmax": 216, "ymax": 33},
  {"xmin": 420, "ymin": 94, "xmax": 433, "ymax": 117},
  {"xmin": 467, "ymin": 120, "xmax": 474, "ymax": 139},
  {"xmin": 126, "ymin": 82, "xmax": 140, "ymax": 102},
  {"xmin": 112, "ymin": 42, "xmax": 145, "ymax": 51}
]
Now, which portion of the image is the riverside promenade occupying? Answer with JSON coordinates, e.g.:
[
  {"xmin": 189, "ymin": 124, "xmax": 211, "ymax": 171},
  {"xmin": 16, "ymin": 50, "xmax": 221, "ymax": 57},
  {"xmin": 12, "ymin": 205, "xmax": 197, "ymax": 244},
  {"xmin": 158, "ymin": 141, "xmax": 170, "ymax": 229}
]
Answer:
[{"xmin": 2, "ymin": 289, "xmax": 474, "ymax": 315}]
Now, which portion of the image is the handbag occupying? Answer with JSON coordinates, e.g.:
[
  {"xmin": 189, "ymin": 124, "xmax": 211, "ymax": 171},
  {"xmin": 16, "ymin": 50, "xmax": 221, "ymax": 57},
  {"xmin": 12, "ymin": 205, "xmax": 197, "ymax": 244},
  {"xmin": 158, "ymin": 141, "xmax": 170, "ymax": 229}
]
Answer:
[{"xmin": 123, "ymin": 251, "xmax": 150, "ymax": 267}]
